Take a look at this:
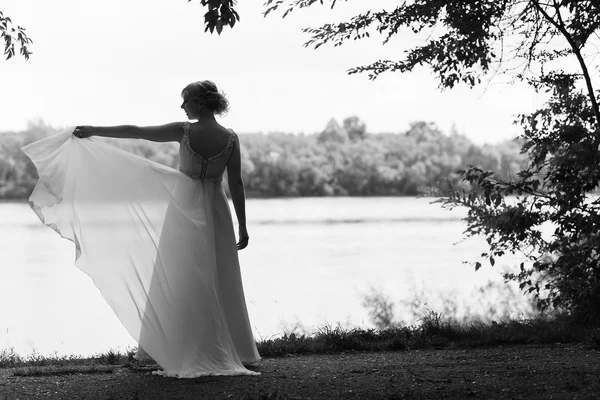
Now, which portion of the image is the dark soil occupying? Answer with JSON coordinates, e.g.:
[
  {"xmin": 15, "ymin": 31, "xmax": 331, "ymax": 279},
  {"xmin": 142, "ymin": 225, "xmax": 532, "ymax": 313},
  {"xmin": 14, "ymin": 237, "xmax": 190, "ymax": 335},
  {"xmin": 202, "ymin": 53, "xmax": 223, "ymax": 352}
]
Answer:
[{"xmin": 1, "ymin": 344, "xmax": 599, "ymax": 399}]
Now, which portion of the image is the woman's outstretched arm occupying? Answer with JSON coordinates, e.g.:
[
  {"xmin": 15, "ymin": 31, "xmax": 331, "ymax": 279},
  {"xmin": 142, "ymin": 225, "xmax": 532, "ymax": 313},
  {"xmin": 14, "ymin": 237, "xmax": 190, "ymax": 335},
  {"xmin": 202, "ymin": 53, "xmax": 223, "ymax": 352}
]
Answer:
[
  {"xmin": 73, "ymin": 122, "xmax": 184, "ymax": 143},
  {"xmin": 226, "ymin": 132, "xmax": 249, "ymax": 250}
]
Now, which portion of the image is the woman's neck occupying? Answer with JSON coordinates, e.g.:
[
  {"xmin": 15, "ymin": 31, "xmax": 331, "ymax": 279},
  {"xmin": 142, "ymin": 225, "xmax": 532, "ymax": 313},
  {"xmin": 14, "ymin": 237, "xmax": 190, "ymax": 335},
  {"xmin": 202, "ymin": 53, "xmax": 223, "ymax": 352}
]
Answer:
[{"xmin": 196, "ymin": 110, "xmax": 217, "ymax": 123}]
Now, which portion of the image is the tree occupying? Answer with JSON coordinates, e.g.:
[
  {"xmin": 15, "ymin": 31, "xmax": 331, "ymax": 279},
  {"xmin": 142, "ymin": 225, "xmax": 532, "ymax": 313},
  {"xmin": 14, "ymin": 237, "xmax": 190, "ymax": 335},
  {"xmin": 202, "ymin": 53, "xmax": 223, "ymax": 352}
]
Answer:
[
  {"xmin": 343, "ymin": 116, "xmax": 367, "ymax": 141},
  {"xmin": 318, "ymin": 118, "xmax": 348, "ymax": 143},
  {"xmin": 266, "ymin": 0, "xmax": 600, "ymax": 321},
  {"xmin": 1, "ymin": 0, "xmax": 239, "ymax": 61},
  {"xmin": 406, "ymin": 121, "xmax": 444, "ymax": 144}
]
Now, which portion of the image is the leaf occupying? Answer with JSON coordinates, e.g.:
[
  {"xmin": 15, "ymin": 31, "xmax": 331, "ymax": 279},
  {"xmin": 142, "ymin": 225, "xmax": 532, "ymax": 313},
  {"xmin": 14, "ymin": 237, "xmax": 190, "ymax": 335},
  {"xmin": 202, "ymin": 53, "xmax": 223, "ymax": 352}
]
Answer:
[
  {"xmin": 475, "ymin": 261, "xmax": 482, "ymax": 271},
  {"xmin": 494, "ymin": 194, "xmax": 501, "ymax": 206}
]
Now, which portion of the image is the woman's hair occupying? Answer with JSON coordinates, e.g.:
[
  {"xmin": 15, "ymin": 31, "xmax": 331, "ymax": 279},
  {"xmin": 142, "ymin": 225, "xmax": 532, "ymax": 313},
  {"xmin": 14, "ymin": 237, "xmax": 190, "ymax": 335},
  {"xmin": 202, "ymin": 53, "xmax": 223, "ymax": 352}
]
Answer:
[{"xmin": 181, "ymin": 80, "xmax": 229, "ymax": 116}]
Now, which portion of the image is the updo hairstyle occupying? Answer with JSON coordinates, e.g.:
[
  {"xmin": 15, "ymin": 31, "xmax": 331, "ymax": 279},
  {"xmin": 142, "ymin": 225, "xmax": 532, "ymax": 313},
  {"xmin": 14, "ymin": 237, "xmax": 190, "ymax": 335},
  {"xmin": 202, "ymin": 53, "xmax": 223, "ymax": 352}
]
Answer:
[{"xmin": 181, "ymin": 80, "xmax": 229, "ymax": 116}]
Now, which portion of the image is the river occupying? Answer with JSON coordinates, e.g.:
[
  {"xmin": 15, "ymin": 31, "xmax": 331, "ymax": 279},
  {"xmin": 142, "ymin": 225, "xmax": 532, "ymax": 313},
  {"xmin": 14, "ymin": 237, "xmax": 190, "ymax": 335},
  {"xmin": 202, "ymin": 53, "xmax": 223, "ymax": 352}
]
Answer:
[{"xmin": 0, "ymin": 197, "xmax": 530, "ymax": 357}]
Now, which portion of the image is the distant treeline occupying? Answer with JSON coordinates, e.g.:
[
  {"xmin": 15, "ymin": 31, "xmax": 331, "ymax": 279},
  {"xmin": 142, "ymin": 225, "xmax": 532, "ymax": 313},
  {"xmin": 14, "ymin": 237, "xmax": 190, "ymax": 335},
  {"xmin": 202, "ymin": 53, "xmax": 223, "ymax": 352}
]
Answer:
[{"xmin": 0, "ymin": 118, "xmax": 528, "ymax": 199}]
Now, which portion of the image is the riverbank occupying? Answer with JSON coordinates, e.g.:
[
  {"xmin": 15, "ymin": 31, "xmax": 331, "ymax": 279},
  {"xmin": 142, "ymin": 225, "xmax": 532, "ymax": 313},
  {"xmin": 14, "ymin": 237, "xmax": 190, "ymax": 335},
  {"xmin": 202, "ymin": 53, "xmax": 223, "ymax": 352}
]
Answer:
[
  {"xmin": 2, "ymin": 344, "xmax": 599, "ymax": 399},
  {"xmin": 1, "ymin": 317, "xmax": 599, "ymax": 399}
]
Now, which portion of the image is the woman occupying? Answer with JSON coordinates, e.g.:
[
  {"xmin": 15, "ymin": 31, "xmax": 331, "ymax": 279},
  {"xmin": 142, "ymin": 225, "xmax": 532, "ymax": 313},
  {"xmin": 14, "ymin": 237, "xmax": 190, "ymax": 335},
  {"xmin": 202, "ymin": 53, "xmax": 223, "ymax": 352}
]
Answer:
[{"xmin": 24, "ymin": 80, "xmax": 261, "ymax": 377}]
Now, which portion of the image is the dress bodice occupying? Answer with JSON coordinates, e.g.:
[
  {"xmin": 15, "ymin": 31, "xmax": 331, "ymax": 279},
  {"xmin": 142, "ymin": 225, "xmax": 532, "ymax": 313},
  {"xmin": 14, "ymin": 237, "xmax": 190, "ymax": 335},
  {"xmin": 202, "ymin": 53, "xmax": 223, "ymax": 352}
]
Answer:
[{"xmin": 179, "ymin": 122, "xmax": 235, "ymax": 183}]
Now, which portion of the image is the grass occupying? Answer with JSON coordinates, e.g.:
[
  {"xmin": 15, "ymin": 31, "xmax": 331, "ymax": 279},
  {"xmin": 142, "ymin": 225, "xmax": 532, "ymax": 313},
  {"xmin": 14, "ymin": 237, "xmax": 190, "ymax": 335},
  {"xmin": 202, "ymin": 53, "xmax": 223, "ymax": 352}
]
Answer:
[
  {"xmin": 256, "ymin": 312, "xmax": 600, "ymax": 358},
  {"xmin": 1, "ymin": 313, "xmax": 598, "ymax": 376},
  {"xmin": 10, "ymin": 364, "xmax": 116, "ymax": 377},
  {"xmin": 0, "ymin": 346, "xmax": 137, "ymax": 376}
]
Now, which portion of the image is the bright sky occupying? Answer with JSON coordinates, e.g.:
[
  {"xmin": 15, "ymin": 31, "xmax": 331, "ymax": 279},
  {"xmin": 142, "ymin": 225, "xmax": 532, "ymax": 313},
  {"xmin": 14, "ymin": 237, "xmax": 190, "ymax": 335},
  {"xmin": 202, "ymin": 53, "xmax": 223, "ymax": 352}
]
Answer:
[{"xmin": 0, "ymin": 0, "xmax": 553, "ymax": 144}]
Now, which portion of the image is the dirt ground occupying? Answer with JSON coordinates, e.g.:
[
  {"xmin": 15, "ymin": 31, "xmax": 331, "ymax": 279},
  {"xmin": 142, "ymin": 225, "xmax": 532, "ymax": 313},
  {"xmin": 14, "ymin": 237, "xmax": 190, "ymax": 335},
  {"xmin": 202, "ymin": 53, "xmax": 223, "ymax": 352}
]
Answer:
[{"xmin": 1, "ymin": 344, "xmax": 599, "ymax": 399}]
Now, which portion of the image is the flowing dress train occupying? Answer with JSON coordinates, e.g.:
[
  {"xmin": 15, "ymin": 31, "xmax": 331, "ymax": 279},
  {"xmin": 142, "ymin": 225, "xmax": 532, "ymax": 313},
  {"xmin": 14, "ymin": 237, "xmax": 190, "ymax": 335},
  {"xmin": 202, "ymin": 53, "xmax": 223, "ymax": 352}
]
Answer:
[{"xmin": 21, "ymin": 122, "xmax": 261, "ymax": 377}]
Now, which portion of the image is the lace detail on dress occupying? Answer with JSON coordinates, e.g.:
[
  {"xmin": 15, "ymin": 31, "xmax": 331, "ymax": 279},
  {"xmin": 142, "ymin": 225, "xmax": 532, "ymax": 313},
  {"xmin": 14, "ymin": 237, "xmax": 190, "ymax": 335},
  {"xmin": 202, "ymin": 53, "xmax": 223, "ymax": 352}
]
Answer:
[
  {"xmin": 179, "ymin": 122, "xmax": 234, "ymax": 183},
  {"xmin": 179, "ymin": 168, "xmax": 223, "ymax": 183},
  {"xmin": 200, "ymin": 160, "xmax": 208, "ymax": 177},
  {"xmin": 182, "ymin": 122, "xmax": 235, "ymax": 165}
]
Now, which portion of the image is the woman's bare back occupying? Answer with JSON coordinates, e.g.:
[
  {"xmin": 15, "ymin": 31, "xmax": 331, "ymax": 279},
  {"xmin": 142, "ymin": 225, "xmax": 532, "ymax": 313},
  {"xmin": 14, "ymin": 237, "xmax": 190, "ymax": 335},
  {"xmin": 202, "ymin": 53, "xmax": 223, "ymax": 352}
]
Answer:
[{"xmin": 188, "ymin": 122, "xmax": 232, "ymax": 160}]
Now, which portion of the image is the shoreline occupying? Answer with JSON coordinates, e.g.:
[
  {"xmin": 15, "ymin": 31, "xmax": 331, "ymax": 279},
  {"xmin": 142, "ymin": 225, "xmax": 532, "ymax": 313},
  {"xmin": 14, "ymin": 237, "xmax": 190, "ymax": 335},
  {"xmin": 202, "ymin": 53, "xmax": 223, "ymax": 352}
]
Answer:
[
  {"xmin": 3, "ymin": 315, "xmax": 598, "ymax": 366},
  {"xmin": 2, "ymin": 317, "xmax": 599, "ymax": 398}
]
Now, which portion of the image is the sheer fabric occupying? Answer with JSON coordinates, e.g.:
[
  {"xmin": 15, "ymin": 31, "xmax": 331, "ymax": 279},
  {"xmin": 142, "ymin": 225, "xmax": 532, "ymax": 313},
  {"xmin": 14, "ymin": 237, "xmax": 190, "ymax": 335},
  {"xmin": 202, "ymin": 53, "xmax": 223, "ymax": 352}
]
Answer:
[{"xmin": 21, "ymin": 125, "xmax": 260, "ymax": 378}]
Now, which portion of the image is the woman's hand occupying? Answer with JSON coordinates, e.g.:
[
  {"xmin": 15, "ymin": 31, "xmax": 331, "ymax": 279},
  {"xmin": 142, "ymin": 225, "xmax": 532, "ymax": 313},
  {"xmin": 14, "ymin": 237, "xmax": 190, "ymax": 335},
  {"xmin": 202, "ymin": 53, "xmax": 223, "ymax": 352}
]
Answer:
[
  {"xmin": 237, "ymin": 225, "xmax": 249, "ymax": 250},
  {"xmin": 73, "ymin": 126, "xmax": 93, "ymax": 138}
]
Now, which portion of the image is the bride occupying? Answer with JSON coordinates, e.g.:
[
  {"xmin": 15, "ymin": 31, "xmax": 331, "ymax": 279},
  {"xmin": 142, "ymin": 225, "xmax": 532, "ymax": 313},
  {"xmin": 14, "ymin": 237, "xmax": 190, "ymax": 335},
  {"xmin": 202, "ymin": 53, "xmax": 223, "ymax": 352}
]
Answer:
[{"xmin": 23, "ymin": 80, "xmax": 261, "ymax": 377}]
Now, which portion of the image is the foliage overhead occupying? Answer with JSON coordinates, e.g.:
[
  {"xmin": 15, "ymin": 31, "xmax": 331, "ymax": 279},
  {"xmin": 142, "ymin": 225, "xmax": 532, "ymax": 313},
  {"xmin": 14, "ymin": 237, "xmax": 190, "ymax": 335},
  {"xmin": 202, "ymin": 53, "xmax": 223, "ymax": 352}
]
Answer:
[
  {"xmin": 264, "ymin": 1, "xmax": 600, "ymax": 89},
  {"xmin": 0, "ymin": 1, "xmax": 239, "ymax": 61},
  {"xmin": 0, "ymin": 10, "xmax": 32, "ymax": 60},
  {"xmin": 192, "ymin": 0, "xmax": 240, "ymax": 34}
]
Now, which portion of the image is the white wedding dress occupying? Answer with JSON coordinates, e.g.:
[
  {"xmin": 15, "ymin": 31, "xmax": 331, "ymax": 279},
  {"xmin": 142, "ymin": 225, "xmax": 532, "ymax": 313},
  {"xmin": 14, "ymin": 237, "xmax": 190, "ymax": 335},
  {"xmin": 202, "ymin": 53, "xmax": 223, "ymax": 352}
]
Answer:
[{"xmin": 21, "ymin": 122, "xmax": 261, "ymax": 377}]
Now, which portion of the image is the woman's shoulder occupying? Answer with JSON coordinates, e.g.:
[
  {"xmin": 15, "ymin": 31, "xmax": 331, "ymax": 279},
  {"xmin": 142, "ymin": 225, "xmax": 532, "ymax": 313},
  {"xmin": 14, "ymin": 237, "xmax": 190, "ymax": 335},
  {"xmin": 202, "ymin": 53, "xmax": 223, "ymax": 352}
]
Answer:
[{"xmin": 227, "ymin": 127, "xmax": 238, "ymax": 139}]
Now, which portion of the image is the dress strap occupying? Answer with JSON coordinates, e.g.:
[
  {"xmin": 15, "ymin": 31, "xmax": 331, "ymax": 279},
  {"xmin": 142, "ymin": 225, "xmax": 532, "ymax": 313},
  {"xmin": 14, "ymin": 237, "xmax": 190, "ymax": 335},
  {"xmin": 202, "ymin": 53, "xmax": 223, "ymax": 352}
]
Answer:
[
  {"xmin": 182, "ymin": 121, "xmax": 191, "ymax": 141},
  {"xmin": 225, "ymin": 129, "xmax": 236, "ymax": 162}
]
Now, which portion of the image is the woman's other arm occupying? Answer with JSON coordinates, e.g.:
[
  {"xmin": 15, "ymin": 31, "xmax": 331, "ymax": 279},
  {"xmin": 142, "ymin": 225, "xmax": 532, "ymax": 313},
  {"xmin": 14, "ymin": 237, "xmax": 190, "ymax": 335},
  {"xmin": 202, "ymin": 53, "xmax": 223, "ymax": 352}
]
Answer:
[
  {"xmin": 73, "ymin": 122, "xmax": 184, "ymax": 142},
  {"xmin": 226, "ymin": 133, "xmax": 249, "ymax": 250}
]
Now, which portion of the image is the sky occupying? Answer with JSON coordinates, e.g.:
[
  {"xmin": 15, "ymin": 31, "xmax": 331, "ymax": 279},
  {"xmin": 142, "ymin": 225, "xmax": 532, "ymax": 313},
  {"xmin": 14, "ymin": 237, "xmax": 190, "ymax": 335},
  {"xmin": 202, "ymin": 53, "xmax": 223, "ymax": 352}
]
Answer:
[{"xmin": 0, "ymin": 0, "xmax": 556, "ymax": 144}]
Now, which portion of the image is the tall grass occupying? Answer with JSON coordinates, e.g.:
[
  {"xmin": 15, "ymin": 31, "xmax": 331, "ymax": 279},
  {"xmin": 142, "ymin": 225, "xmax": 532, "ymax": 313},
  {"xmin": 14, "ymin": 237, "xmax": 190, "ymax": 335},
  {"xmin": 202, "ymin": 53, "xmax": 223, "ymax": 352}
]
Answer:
[
  {"xmin": 361, "ymin": 279, "xmax": 541, "ymax": 330},
  {"xmin": 256, "ymin": 313, "xmax": 598, "ymax": 358},
  {"xmin": 1, "ymin": 315, "xmax": 597, "ymax": 375},
  {"xmin": 0, "ymin": 347, "xmax": 136, "ymax": 376},
  {"xmin": 253, "ymin": 279, "xmax": 597, "ymax": 357}
]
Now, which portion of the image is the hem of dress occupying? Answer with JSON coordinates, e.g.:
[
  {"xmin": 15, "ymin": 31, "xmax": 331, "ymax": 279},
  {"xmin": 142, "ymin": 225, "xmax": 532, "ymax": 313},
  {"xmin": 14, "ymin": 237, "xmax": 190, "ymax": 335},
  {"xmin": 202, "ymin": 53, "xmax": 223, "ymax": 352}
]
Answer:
[
  {"xmin": 28, "ymin": 198, "xmax": 83, "ymax": 262},
  {"xmin": 152, "ymin": 368, "xmax": 260, "ymax": 378},
  {"xmin": 242, "ymin": 358, "xmax": 262, "ymax": 368}
]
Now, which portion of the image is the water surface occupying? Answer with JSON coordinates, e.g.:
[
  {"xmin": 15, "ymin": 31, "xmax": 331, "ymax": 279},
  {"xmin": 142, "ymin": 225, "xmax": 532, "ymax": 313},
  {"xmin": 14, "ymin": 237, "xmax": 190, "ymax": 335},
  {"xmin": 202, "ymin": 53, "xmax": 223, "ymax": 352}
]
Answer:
[{"xmin": 0, "ymin": 197, "xmax": 526, "ymax": 356}]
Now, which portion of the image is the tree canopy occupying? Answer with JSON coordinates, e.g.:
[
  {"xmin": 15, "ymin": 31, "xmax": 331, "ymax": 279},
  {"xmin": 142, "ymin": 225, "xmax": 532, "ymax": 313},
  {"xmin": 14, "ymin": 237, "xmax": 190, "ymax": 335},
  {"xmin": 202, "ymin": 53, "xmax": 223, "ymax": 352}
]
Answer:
[
  {"xmin": 264, "ymin": 1, "xmax": 599, "ymax": 88},
  {"xmin": 0, "ymin": 119, "xmax": 527, "ymax": 199},
  {"xmin": 0, "ymin": 1, "xmax": 239, "ymax": 61}
]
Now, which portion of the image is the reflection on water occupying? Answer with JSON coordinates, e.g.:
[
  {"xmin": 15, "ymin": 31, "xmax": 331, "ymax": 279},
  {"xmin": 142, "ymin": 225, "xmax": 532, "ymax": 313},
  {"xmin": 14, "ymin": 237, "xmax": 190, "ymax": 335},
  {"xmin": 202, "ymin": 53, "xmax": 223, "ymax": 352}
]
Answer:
[{"xmin": 0, "ymin": 197, "xmax": 528, "ymax": 356}]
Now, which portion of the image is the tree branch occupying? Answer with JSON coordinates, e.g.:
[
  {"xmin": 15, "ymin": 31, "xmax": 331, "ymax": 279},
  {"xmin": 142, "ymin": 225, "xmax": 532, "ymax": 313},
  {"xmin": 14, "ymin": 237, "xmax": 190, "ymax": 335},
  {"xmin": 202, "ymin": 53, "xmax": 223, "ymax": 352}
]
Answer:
[
  {"xmin": 0, "ymin": 11, "xmax": 33, "ymax": 60},
  {"xmin": 530, "ymin": 0, "xmax": 600, "ymax": 132}
]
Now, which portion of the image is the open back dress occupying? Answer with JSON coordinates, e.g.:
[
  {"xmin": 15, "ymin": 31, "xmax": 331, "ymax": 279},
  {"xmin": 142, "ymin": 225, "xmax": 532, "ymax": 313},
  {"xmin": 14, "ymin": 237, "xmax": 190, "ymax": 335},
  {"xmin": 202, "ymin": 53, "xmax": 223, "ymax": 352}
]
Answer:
[{"xmin": 22, "ymin": 122, "xmax": 261, "ymax": 378}]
